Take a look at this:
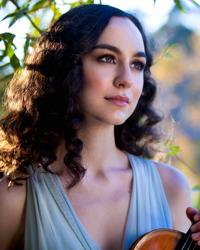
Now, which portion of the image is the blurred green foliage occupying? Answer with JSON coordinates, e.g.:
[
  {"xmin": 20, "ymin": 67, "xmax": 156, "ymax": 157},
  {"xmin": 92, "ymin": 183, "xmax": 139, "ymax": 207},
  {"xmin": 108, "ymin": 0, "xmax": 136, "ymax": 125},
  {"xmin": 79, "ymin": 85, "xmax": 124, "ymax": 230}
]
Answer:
[{"xmin": 0, "ymin": 0, "xmax": 96, "ymax": 80}]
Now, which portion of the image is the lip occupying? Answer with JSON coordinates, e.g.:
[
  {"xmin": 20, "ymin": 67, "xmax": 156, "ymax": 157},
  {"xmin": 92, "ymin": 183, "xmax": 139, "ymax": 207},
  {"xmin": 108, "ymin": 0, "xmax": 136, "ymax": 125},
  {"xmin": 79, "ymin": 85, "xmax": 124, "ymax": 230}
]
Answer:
[
  {"xmin": 105, "ymin": 95, "xmax": 129, "ymax": 103},
  {"xmin": 104, "ymin": 95, "xmax": 129, "ymax": 107}
]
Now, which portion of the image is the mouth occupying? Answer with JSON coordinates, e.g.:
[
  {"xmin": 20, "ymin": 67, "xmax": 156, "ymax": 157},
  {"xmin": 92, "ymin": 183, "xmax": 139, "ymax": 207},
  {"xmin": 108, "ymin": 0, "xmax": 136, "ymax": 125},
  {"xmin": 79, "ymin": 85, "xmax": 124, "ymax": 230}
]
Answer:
[{"xmin": 104, "ymin": 95, "xmax": 129, "ymax": 107}]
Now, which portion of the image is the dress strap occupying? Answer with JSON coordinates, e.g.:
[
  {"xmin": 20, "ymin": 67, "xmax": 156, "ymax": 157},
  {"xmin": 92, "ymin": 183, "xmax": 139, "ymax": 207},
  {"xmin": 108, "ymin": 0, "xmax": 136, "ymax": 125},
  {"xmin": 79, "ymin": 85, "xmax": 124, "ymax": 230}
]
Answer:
[{"xmin": 123, "ymin": 153, "xmax": 172, "ymax": 250}]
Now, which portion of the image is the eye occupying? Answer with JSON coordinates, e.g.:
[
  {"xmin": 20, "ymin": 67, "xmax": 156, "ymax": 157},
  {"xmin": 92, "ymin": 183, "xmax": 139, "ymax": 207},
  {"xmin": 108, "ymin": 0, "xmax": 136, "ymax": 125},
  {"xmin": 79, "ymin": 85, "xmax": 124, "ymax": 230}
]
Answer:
[
  {"xmin": 97, "ymin": 54, "xmax": 116, "ymax": 64},
  {"xmin": 130, "ymin": 61, "xmax": 145, "ymax": 71}
]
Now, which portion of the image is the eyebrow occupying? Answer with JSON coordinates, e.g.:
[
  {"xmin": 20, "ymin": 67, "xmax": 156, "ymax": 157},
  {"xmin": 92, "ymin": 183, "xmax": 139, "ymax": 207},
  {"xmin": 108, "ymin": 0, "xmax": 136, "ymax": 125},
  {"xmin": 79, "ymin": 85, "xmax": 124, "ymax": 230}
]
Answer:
[{"xmin": 92, "ymin": 44, "xmax": 146, "ymax": 59}]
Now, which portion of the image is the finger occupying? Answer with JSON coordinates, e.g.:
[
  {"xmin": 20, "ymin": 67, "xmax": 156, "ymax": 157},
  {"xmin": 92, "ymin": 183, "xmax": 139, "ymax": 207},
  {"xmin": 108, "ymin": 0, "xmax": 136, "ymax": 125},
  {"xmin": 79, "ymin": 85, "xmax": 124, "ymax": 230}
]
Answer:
[
  {"xmin": 186, "ymin": 207, "xmax": 199, "ymax": 222},
  {"xmin": 192, "ymin": 232, "xmax": 200, "ymax": 242},
  {"xmin": 194, "ymin": 213, "xmax": 200, "ymax": 222},
  {"xmin": 191, "ymin": 221, "xmax": 200, "ymax": 232}
]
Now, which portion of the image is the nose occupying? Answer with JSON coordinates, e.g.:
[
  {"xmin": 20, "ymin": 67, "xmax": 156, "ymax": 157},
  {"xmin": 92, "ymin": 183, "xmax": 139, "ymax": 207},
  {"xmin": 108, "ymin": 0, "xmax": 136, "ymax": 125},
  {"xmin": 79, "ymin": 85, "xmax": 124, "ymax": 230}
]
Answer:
[{"xmin": 113, "ymin": 64, "xmax": 133, "ymax": 88}]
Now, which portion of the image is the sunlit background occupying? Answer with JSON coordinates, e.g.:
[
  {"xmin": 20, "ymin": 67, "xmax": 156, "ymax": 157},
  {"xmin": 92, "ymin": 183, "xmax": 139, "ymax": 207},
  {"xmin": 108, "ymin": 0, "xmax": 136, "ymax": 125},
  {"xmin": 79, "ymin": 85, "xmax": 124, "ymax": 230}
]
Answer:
[{"xmin": 0, "ymin": 0, "xmax": 200, "ymax": 207}]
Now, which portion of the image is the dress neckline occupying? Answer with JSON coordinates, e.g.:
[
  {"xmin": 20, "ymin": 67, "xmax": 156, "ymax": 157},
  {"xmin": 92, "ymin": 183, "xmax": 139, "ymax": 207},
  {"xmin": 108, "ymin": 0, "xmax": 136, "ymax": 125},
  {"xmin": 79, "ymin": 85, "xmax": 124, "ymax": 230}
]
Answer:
[{"xmin": 52, "ymin": 152, "xmax": 135, "ymax": 250}]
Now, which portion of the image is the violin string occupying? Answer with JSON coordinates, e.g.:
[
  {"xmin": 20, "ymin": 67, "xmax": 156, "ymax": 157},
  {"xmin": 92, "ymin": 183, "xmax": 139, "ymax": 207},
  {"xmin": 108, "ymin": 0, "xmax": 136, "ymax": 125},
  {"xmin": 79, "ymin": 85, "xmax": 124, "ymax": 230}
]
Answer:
[
  {"xmin": 188, "ymin": 240, "xmax": 195, "ymax": 249},
  {"xmin": 188, "ymin": 237, "xmax": 200, "ymax": 250},
  {"xmin": 184, "ymin": 236, "xmax": 200, "ymax": 250},
  {"xmin": 180, "ymin": 227, "xmax": 200, "ymax": 250},
  {"xmin": 181, "ymin": 231, "xmax": 193, "ymax": 250},
  {"xmin": 187, "ymin": 240, "xmax": 195, "ymax": 250},
  {"xmin": 190, "ymin": 240, "xmax": 196, "ymax": 249}
]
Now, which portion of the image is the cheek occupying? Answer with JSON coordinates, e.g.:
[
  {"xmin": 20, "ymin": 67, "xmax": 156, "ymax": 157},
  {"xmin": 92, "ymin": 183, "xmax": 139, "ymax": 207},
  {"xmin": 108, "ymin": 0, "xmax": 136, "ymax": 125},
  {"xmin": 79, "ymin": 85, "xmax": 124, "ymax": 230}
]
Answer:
[
  {"xmin": 83, "ymin": 70, "xmax": 109, "ymax": 94},
  {"xmin": 132, "ymin": 75, "xmax": 144, "ymax": 98},
  {"xmin": 80, "ymin": 73, "xmax": 106, "ymax": 108}
]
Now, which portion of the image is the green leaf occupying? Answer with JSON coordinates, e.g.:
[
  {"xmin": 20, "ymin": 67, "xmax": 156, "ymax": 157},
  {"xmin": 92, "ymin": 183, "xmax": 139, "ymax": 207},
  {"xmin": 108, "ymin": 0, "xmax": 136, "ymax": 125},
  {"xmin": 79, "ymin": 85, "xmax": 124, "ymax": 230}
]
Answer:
[
  {"xmin": 86, "ymin": 0, "xmax": 95, "ymax": 4},
  {"xmin": 70, "ymin": 0, "xmax": 94, "ymax": 8},
  {"xmin": 174, "ymin": 0, "xmax": 186, "ymax": 12},
  {"xmin": 164, "ymin": 140, "xmax": 181, "ymax": 156},
  {"xmin": 1, "ymin": 11, "xmax": 17, "ymax": 22},
  {"xmin": 23, "ymin": 36, "xmax": 31, "ymax": 60},
  {"xmin": 5, "ymin": 42, "xmax": 14, "ymax": 58},
  {"xmin": 0, "ymin": 0, "xmax": 9, "ymax": 7},
  {"xmin": 167, "ymin": 145, "xmax": 181, "ymax": 156},
  {"xmin": 4, "ymin": 41, "xmax": 21, "ymax": 70},
  {"xmin": 0, "ymin": 32, "xmax": 15, "ymax": 44},
  {"xmin": 2, "ymin": 6, "xmax": 29, "ymax": 28},
  {"xmin": 28, "ymin": 0, "xmax": 50, "ymax": 13},
  {"xmin": 191, "ymin": 0, "xmax": 200, "ymax": 7},
  {"xmin": 50, "ymin": 2, "xmax": 61, "ymax": 23},
  {"xmin": 10, "ymin": 53, "xmax": 21, "ymax": 70},
  {"xmin": 163, "ymin": 44, "xmax": 177, "ymax": 59},
  {"xmin": 8, "ymin": 8, "xmax": 28, "ymax": 28},
  {"xmin": 0, "ymin": 62, "xmax": 10, "ymax": 70},
  {"xmin": 192, "ymin": 185, "xmax": 200, "ymax": 191}
]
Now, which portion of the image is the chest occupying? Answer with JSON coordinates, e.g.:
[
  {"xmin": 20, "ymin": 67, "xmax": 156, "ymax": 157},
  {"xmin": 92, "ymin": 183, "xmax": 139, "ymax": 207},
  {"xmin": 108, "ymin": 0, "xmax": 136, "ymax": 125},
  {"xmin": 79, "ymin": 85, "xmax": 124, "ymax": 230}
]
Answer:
[{"xmin": 64, "ymin": 171, "xmax": 133, "ymax": 249}]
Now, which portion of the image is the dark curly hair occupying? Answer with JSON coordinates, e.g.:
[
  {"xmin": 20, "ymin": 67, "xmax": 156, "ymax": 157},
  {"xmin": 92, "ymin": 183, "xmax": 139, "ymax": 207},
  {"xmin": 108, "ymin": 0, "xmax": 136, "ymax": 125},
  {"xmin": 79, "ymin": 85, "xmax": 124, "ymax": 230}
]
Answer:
[{"xmin": 0, "ymin": 4, "xmax": 162, "ymax": 188}]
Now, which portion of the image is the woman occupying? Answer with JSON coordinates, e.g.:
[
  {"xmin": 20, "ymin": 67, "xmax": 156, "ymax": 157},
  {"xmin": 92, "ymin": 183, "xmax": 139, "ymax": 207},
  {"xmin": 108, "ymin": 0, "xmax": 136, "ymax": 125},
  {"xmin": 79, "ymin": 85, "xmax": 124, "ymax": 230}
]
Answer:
[{"xmin": 0, "ymin": 4, "xmax": 200, "ymax": 250}]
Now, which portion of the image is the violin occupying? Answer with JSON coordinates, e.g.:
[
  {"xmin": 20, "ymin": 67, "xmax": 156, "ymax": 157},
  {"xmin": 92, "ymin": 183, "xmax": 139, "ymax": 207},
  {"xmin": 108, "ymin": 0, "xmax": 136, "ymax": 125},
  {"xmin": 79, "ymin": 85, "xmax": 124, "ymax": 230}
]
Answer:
[{"xmin": 130, "ymin": 225, "xmax": 200, "ymax": 249}]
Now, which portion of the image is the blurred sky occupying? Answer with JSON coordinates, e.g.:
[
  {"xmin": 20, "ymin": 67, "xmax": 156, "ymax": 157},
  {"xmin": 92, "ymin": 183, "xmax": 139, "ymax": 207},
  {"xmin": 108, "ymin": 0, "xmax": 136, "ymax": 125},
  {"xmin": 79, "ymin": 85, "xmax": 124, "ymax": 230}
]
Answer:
[
  {"xmin": 1, "ymin": 0, "xmax": 200, "ymax": 33},
  {"xmin": 0, "ymin": 0, "xmax": 200, "ymax": 59},
  {"xmin": 98, "ymin": 0, "xmax": 200, "ymax": 33},
  {"xmin": 96, "ymin": 0, "xmax": 174, "ymax": 32}
]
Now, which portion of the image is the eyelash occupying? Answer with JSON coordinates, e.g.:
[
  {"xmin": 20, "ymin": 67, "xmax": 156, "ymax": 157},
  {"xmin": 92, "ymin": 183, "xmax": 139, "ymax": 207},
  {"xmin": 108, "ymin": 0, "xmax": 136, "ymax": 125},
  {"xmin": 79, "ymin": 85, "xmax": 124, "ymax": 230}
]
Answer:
[
  {"xmin": 130, "ymin": 61, "xmax": 145, "ymax": 71},
  {"xmin": 97, "ymin": 54, "xmax": 145, "ymax": 71},
  {"xmin": 97, "ymin": 54, "xmax": 116, "ymax": 64}
]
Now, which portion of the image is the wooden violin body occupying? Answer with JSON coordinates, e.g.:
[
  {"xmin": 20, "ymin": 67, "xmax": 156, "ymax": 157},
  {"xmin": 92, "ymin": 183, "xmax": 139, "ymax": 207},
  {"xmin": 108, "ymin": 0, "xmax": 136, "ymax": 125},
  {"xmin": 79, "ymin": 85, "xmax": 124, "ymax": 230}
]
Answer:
[{"xmin": 130, "ymin": 228, "xmax": 200, "ymax": 250}]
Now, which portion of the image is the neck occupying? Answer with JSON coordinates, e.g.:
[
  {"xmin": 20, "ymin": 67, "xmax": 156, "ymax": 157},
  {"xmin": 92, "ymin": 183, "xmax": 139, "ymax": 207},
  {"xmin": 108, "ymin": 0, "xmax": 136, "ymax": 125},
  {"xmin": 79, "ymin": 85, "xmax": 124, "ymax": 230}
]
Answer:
[
  {"xmin": 77, "ymin": 123, "xmax": 127, "ymax": 175},
  {"xmin": 52, "ymin": 122, "xmax": 129, "ymax": 177}
]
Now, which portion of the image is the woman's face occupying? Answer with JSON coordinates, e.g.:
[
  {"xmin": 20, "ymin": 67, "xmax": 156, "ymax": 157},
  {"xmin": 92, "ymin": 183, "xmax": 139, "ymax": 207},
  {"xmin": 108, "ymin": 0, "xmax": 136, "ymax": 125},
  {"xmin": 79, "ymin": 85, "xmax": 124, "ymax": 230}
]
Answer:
[{"xmin": 80, "ymin": 16, "xmax": 146, "ymax": 126}]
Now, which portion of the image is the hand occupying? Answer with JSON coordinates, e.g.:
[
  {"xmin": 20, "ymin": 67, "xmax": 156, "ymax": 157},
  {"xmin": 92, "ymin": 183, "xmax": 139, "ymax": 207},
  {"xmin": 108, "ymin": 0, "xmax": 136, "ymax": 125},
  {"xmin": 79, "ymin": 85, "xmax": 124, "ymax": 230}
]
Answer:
[{"xmin": 186, "ymin": 207, "xmax": 200, "ymax": 246}]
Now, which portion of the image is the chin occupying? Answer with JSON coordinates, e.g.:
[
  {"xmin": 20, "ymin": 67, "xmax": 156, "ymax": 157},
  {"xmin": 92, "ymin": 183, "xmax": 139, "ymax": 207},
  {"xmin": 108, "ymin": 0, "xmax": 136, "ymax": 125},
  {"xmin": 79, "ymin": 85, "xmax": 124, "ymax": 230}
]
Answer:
[
  {"xmin": 111, "ymin": 116, "xmax": 129, "ymax": 126},
  {"xmin": 91, "ymin": 111, "xmax": 131, "ymax": 126},
  {"xmin": 113, "ymin": 120, "xmax": 127, "ymax": 126},
  {"xmin": 111, "ymin": 112, "xmax": 131, "ymax": 125}
]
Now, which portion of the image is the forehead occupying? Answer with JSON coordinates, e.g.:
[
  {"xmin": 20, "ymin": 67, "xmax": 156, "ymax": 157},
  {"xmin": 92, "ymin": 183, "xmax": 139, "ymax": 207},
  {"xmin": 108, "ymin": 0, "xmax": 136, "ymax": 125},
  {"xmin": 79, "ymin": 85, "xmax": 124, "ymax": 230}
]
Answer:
[{"xmin": 96, "ymin": 17, "xmax": 145, "ymax": 53}]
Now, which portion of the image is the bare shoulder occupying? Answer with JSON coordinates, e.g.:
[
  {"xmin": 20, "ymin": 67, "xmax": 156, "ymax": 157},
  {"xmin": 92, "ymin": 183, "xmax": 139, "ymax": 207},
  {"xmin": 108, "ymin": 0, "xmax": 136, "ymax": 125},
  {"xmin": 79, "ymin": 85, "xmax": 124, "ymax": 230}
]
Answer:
[
  {"xmin": 152, "ymin": 161, "xmax": 192, "ymax": 233},
  {"xmin": 0, "ymin": 177, "xmax": 26, "ymax": 249},
  {"xmin": 153, "ymin": 161, "xmax": 191, "ymax": 194}
]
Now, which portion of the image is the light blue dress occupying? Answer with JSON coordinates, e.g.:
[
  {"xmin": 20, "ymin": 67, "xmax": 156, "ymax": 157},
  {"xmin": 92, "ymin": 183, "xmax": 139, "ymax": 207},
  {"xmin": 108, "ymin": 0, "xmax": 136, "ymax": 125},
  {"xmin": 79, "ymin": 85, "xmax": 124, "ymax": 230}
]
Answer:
[{"xmin": 24, "ymin": 153, "xmax": 172, "ymax": 250}]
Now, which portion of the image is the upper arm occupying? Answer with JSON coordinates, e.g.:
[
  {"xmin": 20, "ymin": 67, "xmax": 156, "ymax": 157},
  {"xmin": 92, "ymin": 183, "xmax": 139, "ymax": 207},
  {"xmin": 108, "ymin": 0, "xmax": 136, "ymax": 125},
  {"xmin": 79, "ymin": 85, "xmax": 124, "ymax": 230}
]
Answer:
[
  {"xmin": 154, "ymin": 161, "xmax": 192, "ymax": 233},
  {"xmin": 0, "ymin": 178, "xmax": 26, "ymax": 249}
]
